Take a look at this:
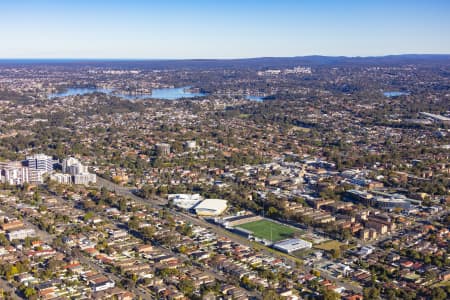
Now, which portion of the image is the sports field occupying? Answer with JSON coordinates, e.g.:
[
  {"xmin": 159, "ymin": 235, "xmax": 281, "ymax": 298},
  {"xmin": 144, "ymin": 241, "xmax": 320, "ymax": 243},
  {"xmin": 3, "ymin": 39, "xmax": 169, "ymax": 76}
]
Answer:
[{"xmin": 237, "ymin": 219, "xmax": 300, "ymax": 242}]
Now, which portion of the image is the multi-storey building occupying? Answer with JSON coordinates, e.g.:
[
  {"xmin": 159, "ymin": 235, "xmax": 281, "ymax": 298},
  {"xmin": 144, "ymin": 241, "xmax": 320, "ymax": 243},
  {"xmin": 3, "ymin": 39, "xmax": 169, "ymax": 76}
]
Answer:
[
  {"xmin": 155, "ymin": 143, "xmax": 171, "ymax": 156},
  {"xmin": 26, "ymin": 153, "xmax": 54, "ymax": 173},
  {"xmin": 0, "ymin": 162, "xmax": 29, "ymax": 185},
  {"xmin": 61, "ymin": 157, "xmax": 96, "ymax": 185}
]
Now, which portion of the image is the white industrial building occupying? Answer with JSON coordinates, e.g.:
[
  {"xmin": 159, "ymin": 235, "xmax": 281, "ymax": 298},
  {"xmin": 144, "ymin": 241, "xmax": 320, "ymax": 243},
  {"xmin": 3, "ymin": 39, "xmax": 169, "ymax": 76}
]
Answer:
[
  {"xmin": 376, "ymin": 197, "xmax": 411, "ymax": 211},
  {"xmin": 91, "ymin": 280, "xmax": 115, "ymax": 292},
  {"xmin": 273, "ymin": 238, "xmax": 312, "ymax": 253},
  {"xmin": 194, "ymin": 199, "xmax": 228, "ymax": 216},
  {"xmin": 184, "ymin": 140, "xmax": 197, "ymax": 151},
  {"xmin": 7, "ymin": 228, "xmax": 36, "ymax": 241},
  {"xmin": 357, "ymin": 246, "xmax": 375, "ymax": 257},
  {"xmin": 168, "ymin": 193, "xmax": 203, "ymax": 210}
]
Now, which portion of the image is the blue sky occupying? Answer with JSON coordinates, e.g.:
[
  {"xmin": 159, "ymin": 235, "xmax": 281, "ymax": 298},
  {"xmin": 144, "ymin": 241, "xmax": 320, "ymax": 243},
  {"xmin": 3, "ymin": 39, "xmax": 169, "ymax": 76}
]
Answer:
[{"xmin": 0, "ymin": 0, "xmax": 449, "ymax": 58}]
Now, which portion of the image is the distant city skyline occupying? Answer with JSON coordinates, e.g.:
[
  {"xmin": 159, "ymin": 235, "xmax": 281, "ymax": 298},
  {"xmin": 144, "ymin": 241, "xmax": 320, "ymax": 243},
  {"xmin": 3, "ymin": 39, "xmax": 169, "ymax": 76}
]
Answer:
[{"xmin": 1, "ymin": 0, "xmax": 449, "ymax": 59}]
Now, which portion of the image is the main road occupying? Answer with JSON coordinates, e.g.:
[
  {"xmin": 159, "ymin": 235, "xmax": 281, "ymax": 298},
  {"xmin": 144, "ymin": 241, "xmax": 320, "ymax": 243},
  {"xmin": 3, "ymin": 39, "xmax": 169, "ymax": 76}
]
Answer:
[{"xmin": 0, "ymin": 279, "xmax": 22, "ymax": 300}]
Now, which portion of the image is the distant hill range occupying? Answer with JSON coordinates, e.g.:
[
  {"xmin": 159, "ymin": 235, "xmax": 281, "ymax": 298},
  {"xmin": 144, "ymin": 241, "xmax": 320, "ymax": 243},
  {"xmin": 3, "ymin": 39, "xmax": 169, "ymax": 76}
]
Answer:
[{"xmin": 0, "ymin": 54, "xmax": 449, "ymax": 69}]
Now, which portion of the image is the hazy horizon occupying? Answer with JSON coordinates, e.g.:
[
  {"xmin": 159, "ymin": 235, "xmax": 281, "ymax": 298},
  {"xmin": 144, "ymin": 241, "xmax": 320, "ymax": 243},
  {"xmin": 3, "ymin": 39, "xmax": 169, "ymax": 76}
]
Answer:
[{"xmin": 0, "ymin": 54, "xmax": 449, "ymax": 61}]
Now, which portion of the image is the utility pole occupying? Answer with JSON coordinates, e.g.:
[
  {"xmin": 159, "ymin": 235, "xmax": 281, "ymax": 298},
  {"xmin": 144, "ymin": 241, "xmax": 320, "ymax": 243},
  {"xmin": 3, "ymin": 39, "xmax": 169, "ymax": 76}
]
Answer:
[
  {"xmin": 271, "ymin": 223, "xmax": 273, "ymax": 243},
  {"xmin": 262, "ymin": 194, "xmax": 265, "ymax": 218}
]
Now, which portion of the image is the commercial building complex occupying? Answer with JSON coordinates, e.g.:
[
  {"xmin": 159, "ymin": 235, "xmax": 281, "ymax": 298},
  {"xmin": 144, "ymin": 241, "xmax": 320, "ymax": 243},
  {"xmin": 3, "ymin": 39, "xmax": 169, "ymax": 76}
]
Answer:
[
  {"xmin": 1, "ymin": 153, "xmax": 54, "ymax": 185},
  {"xmin": 1, "ymin": 155, "xmax": 96, "ymax": 186}
]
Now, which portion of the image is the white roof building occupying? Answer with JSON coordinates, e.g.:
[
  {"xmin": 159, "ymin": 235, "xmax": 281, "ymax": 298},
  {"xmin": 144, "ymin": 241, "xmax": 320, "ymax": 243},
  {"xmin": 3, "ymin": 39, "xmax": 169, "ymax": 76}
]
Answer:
[
  {"xmin": 7, "ymin": 228, "xmax": 36, "ymax": 241},
  {"xmin": 194, "ymin": 199, "xmax": 227, "ymax": 216},
  {"xmin": 357, "ymin": 246, "xmax": 374, "ymax": 257},
  {"xmin": 168, "ymin": 194, "xmax": 203, "ymax": 210},
  {"xmin": 273, "ymin": 238, "xmax": 312, "ymax": 253}
]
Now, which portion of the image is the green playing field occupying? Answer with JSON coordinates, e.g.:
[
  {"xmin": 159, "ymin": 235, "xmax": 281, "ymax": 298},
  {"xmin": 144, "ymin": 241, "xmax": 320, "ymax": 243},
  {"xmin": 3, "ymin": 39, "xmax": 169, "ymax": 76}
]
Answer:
[{"xmin": 237, "ymin": 219, "xmax": 300, "ymax": 242}]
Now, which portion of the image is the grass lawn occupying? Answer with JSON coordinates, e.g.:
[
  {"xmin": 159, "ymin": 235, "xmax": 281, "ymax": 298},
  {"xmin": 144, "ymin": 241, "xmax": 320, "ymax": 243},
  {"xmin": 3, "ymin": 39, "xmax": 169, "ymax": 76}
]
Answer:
[
  {"xmin": 431, "ymin": 280, "xmax": 450, "ymax": 288},
  {"xmin": 239, "ymin": 114, "xmax": 250, "ymax": 118},
  {"xmin": 314, "ymin": 240, "xmax": 344, "ymax": 251},
  {"xmin": 237, "ymin": 219, "xmax": 301, "ymax": 242},
  {"xmin": 404, "ymin": 273, "xmax": 420, "ymax": 281},
  {"xmin": 292, "ymin": 126, "xmax": 311, "ymax": 132},
  {"xmin": 292, "ymin": 248, "xmax": 314, "ymax": 259}
]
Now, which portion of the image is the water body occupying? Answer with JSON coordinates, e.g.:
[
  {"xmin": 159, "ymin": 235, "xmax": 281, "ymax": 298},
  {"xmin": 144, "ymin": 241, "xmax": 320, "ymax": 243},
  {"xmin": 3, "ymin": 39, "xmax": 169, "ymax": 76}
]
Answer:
[
  {"xmin": 245, "ymin": 95, "xmax": 265, "ymax": 102},
  {"xmin": 383, "ymin": 91, "xmax": 410, "ymax": 97},
  {"xmin": 149, "ymin": 87, "xmax": 205, "ymax": 100},
  {"xmin": 48, "ymin": 87, "xmax": 113, "ymax": 99},
  {"xmin": 49, "ymin": 86, "xmax": 206, "ymax": 100}
]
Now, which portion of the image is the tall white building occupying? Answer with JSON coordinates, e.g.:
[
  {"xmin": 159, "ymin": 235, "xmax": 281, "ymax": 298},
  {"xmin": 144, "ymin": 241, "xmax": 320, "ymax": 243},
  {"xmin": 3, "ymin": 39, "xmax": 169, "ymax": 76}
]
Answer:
[
  {"xmin": 50, "ymin": 173, "xmax": 72, "ymax": 185},
  {"xmin": 0, "ymin": 162, "xmax": 29, "ymax": 185},
  {"xmin": 1, "ymin": 154, "xmax": 53, "ymax": 186},
  {"xmin": 26, "ymin": 154, "xmax": 54, "ymax": 173},
  {"xmin": 73, "ymin": 173, "xmax": 96, "ymax": 185},
  {"xmin": 61, "ymin": 157, "xmax": 96, "ymax": 185},
  {"xmin": 28, "ymin": 169, "xmax": 46, "ymax": 184},
  {"xmin": 155, "ymin": 143, "xmax": 171, "ymax": 156},
  {"xmin": 62, "ymin": 157, "xmax": 85, "ymax": 174}
]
